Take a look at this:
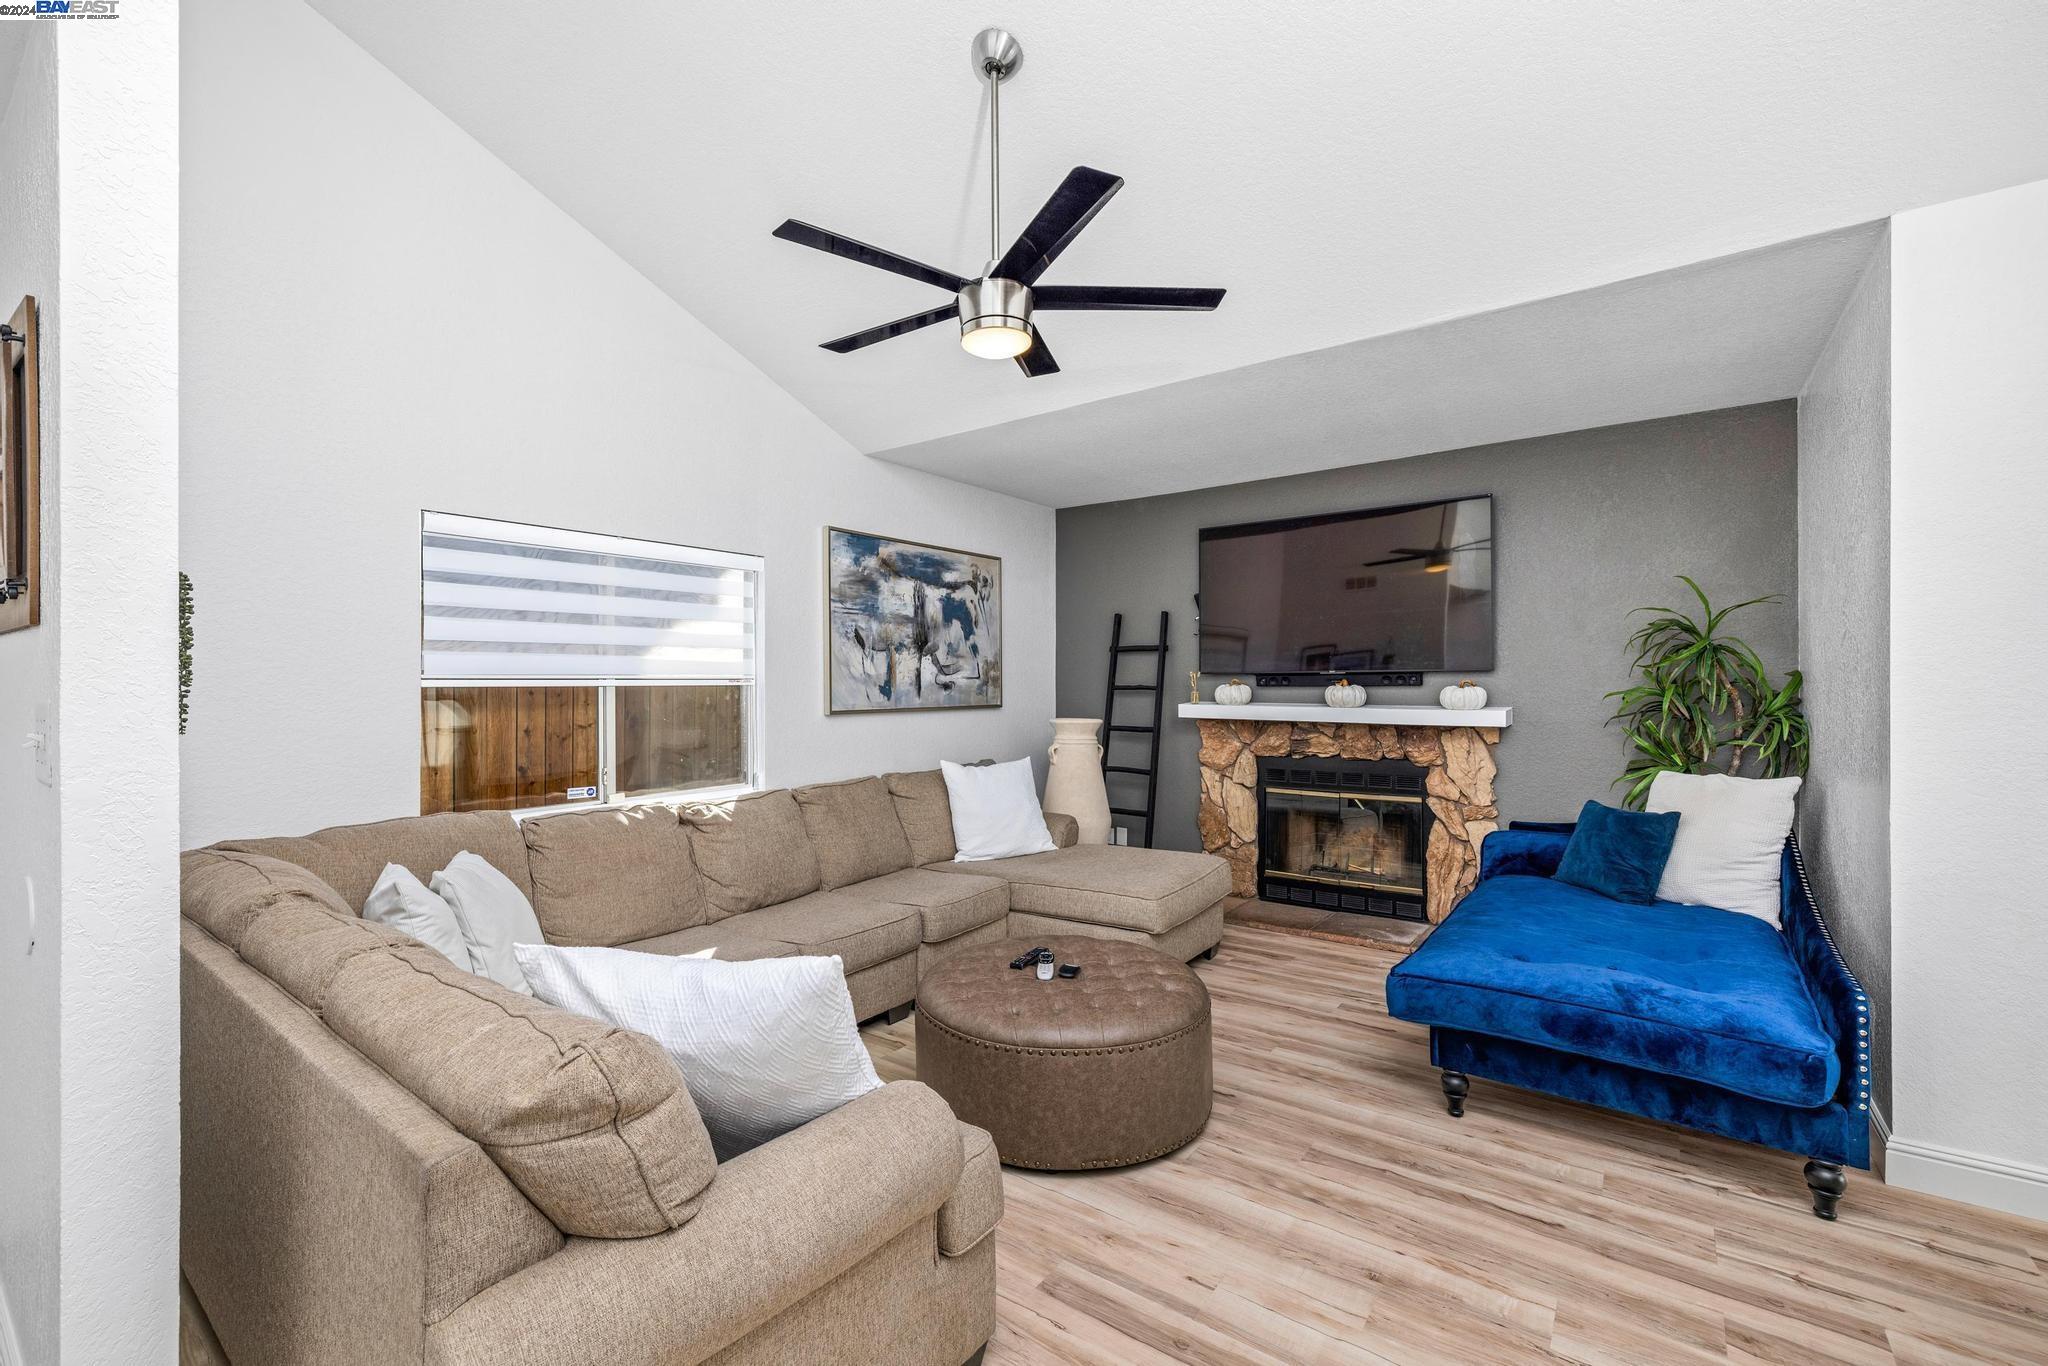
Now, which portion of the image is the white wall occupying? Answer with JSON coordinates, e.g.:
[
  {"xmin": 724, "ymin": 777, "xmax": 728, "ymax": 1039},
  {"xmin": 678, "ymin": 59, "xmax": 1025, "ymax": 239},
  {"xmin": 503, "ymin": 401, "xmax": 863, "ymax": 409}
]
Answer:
[
  {"xmin": 54, "ymin": 5, "xmax": 182, "ymax": 1358},
  {"xmin": 0, "ymin": 10, "xmax": 182, "ymax": 1364},
  {"xmin": 1795, "ymin": 231, "xmax": 1892, "ymax": 1121},
  {"xmin": 0, "ymin": 27, "xmax": 60, "ymax": 1366},
  {"xmin": 180, "ymin": 0, "xmax": 1056, "ymax": 849},
  {"xmin": 1887, "ymin": 177, "xmax": 2048, "ymax": 1219}
]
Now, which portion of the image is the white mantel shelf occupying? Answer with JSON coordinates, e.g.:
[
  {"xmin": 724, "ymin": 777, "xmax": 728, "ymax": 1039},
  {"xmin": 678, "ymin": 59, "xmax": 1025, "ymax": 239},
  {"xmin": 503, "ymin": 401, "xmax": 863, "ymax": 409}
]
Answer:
[{"xmin": 1178, "ymin": 702, "xmax": 1512, "ymax": 729}]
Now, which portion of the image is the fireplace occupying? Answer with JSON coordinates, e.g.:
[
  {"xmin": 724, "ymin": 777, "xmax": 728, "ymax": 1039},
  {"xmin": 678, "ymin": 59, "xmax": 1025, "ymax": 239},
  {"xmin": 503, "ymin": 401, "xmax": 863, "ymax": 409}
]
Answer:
[
  {"xmin": 1191, "ymin": 712, "xmax": 1503, "ymax": 922},
  {"xmin": 1256, "ymin": 757, "xmax": 1433, "ymax": 921}
]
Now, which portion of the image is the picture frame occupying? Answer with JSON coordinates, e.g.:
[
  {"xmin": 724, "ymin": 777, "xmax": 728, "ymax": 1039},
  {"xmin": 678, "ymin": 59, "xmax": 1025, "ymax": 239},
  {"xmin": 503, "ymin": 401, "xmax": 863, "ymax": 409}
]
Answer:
[
  {"xmin": 825, "ymin": 527, "xmax": 1002, "ymax": 714},
  {"xmin": 0, "ymin": 295, "xmax": 41, "ymax": 636}
]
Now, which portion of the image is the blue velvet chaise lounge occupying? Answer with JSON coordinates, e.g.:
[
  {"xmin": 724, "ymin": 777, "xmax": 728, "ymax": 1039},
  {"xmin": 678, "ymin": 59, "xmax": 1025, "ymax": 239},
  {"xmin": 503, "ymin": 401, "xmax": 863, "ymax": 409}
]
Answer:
[{"xmin": 1385, "ymin": 822, "xmax": 1871, "ymax": 1218}]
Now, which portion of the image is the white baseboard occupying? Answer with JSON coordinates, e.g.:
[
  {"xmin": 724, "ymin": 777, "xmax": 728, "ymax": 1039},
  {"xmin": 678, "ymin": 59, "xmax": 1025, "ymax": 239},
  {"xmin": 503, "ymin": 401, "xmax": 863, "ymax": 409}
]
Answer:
[{"xmin": 1884, "ymin": 1132, "xmax": 2048, "ymax": 1222}]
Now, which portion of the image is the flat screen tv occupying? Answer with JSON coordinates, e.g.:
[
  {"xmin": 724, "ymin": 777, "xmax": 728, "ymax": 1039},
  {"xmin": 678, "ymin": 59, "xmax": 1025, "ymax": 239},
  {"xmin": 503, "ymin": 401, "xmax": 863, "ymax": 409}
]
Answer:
[{"xmin": 1197, "ymin": 495, "xmax": 1495, "ymax": 681}]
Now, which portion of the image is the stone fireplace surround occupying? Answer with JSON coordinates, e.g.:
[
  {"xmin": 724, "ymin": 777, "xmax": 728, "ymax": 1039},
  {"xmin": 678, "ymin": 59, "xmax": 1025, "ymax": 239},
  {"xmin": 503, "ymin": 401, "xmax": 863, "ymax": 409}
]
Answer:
[{"xmin": 1182, "ymin": 704, "xmax": 1507, "ymax": 923}]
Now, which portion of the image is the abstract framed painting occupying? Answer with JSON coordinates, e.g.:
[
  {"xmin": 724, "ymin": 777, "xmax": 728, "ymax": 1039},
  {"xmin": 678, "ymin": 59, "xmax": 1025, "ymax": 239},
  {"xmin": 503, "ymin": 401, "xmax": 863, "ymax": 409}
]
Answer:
[{"xmin": 826, "ymin": 528, "xmax": 1001, "ymax": 713}]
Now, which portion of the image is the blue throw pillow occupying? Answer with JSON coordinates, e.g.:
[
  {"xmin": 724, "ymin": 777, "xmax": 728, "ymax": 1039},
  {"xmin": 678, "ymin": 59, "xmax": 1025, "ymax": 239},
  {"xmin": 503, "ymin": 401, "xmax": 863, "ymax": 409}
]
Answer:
[{"xmin": 1553, "ymin": 800, "xmax": 1681, "ymax": 905}]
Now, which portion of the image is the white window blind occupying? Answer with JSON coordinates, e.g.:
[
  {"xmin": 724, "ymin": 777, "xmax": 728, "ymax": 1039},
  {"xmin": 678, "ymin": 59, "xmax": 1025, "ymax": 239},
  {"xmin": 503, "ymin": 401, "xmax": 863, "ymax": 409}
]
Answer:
[{"xmin": 421, "ymin": 512, "xmax": 759, "ymax": 683}]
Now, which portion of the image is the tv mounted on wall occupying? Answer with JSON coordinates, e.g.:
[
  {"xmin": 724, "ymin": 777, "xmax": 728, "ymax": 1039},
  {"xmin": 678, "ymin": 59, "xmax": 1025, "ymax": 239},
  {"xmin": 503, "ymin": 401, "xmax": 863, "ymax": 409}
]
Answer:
[{"xmin": 1197, "ymin": 495, "xmax": 1495, "ymax": 683}]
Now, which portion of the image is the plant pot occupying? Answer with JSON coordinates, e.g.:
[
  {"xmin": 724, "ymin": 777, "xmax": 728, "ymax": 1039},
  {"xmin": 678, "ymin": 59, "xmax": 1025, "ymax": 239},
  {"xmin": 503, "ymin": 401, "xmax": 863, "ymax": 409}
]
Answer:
[{"xmin": 1045, "ymin": 718, "xmax": 1113, "ymax": 845}]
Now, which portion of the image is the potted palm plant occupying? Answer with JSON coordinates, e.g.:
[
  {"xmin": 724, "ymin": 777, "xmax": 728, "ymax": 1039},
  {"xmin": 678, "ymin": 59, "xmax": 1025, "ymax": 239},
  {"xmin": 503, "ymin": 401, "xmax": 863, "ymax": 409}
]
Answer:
[{"xmin": 1606, "ymin": 575, "xmax": 1810, "ymax": 808}]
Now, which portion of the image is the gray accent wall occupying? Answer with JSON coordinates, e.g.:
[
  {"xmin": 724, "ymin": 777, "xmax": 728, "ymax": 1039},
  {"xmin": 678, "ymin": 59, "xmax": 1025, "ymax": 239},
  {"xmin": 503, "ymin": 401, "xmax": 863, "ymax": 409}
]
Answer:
[
  {"xmin": 1797, "ymin": 232, "xmax": 1892, "ymax": 1119},
  {"xmin": 1057, "ymin": 402, "xmax": 1800, "ymax": 854}
]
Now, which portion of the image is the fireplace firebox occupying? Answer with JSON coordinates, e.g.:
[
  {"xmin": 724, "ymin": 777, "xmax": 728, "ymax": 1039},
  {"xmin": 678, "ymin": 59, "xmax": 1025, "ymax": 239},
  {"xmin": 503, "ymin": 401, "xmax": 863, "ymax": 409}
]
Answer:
[{"xmin": 1255, "ymin": 757, "xmax": 1433, "ymax": 921}]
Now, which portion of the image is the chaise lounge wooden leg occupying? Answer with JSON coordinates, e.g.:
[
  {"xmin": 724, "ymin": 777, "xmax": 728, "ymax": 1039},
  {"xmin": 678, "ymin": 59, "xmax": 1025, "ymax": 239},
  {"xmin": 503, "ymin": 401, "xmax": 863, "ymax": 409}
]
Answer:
[
  {"xmin": 1804, "ymin": 1160, "xmax": 1846, "ymax": 1220},
  {"xmin": 1440, "ymin": 1069, "xmax": 1469, "ymax": 1118},
  {"xmin": 884, "ymin": 1002, "xmax": 913, "ymax": 1026},
  {"xmin": 963, "ymin": 1345, "xmax": 987, "ymax": 1366},
  {"xmin": 1200, "ymin": 944, "xmax": 1219, "ymax": 961}
]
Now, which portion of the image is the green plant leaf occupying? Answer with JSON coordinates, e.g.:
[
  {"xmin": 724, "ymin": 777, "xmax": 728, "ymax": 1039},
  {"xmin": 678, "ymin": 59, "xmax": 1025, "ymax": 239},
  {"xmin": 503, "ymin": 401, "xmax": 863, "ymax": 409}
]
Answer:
[{"xmin": 1605, "ymin": 574, "xmax": 1804, "ymax": 794}]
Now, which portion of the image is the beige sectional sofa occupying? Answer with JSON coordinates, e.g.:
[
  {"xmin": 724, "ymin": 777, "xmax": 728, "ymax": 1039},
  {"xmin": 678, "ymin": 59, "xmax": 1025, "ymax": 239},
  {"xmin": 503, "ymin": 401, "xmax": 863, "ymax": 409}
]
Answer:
[{"xmin": 181, "ymin": 768, "xmax": 1229, "ymax": 1365}]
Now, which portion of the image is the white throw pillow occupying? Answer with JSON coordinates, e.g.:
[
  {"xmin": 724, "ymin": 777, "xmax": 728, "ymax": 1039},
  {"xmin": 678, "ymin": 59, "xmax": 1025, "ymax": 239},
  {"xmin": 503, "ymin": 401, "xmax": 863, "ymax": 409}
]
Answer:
[
  {"xmin": 942, "ymin": 758, "xmax": 1056, "ymax": 862},
  {"xmin": 363, "ymin": 863, "xmax": 475, "ymax": 973},
  {"xmin": 1646, "ymin": 771, "xmax": 1802, "ymax": 927},
  {"xmin": 431, "ymin": 851, "xmax": 546, "ymax": 994},
  {"xmin": 514, "ymin": 944, "xmax": 883, "ymax": 1161}
]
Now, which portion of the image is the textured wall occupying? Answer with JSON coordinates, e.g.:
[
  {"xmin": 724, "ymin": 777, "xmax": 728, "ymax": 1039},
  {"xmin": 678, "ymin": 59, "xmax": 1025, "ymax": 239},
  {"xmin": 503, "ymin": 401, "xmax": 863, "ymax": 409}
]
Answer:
[
  {"xmin": 180, "ymin": 0, "xmax": 1057, "ymax": 848},
  {"xmin": 52, "ymin": 8, "xmax": 184, "ymax": 1359},
  {"xmin": 1057, "ymin": 403, "xmax": 1799, "ymax": 851},
  {"xmin": 0, "ymin": 28, "xmax": 60, "ymax": 1366},
  {"xmin": 1888, "ymin": 178, "xmax": 2048, "ymax": 1218},
  {"xmin": 1796, "ymin": 231, "xmax": 1892, "ymax": 1120}
]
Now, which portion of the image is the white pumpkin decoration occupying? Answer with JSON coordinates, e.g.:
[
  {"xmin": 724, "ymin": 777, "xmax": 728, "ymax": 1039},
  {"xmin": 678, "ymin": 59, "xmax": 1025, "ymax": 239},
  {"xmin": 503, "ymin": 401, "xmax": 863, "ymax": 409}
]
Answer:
[
  {"xmin": 1439, "ymin": 680, "xmax": 1488, "ymax": 710},
  {"xmin": 1213, "ymin": 678, "xmax": 1253, "ymax": 706},
  {"xmin": 1323, "ymin": 679, "xmax": 1368, "ymax": 708}
]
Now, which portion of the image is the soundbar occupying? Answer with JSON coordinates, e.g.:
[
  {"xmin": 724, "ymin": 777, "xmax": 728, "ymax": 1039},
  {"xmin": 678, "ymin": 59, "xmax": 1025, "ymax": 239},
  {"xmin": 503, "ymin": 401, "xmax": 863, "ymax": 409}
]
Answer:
[{"xmin": 1254, "ymin": 672, "xmax": 1424, "ymax": 689}]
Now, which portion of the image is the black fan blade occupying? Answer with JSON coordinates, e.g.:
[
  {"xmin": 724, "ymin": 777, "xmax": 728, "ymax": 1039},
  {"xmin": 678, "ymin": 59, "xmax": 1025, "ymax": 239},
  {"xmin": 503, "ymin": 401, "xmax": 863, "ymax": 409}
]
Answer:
[
  {"xmin": 1014, "ymin": 331, "xmax": 1059, "ymax": 378},
  {"xmin": 1361, "ymin": 553, "xmax": 1426, "ymax": 568},
  {"xmin": 992, "ymin": 167, "xmax": 1123, "ymax": 285},
  {"xmin": 772, "ymin": 219, "xmax": 968, "ymax": 293},
  {"xmin": 1033, "ymin": 286, "xmax": 1226, "ymax": 311},
  {"xmin": 820, "ymin": 305, "xmax": 958, "ymax": 354}
]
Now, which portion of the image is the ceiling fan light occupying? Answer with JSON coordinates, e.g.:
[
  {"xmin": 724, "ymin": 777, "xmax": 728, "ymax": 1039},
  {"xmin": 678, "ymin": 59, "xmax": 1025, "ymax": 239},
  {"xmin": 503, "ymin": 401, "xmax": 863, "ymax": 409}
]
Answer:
[
  {"xmin": 958, "ymin": 275, "xmax": 1035, "ymax": 360},
  {"xmin": 960, "ymin": 318, "xmax": 1034, "ymax": 359}
]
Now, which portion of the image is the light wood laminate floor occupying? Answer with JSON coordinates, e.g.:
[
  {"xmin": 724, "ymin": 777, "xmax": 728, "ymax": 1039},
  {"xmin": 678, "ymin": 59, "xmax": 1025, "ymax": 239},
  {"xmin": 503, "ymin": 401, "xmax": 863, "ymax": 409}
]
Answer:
[{"xmin": 862, "ymin": 925, "xmax": 2048, "ymax": 1365}]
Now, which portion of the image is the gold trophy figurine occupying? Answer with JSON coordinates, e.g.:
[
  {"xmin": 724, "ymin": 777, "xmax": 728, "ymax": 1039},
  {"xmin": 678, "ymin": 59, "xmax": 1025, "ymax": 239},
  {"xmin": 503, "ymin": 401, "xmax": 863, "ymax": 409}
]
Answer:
[{"xmin": 1189, "ymin": 669, "xmax": 1202, "ymax": 703}]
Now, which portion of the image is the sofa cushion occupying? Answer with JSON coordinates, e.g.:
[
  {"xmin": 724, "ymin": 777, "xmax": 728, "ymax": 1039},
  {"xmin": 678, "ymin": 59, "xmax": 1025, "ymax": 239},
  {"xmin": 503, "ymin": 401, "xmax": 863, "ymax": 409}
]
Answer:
[
  {"xmin": 517, "ymin": 945, "xmax": 885, "ymax": 1162},
  {"xmin": 180, "ymin": 847, "xmax": 721, "ymax": 1239},
  {"xmin": 726, "ymin": 892, "xmax": 922, "ymax": 974},
  {"xmin": 925, "ymin": 845, "xmax": 1229, "ymax": 936},
  {"xmin": 363, "ymin": 863, "xmax": 475, "ymax": 972},
  {"xmin": 181, "ymin": 847, "xmax": 353, "ymax": 951},
  {"xmin": 325, "ymin": 945, "xmax": 719, "ymax": 1237},
  {"xmin": 883, "ymin": 769, "xmax": 956, "ymax": 865},
  {"xmin": 852, "ymin": 867, "xmax": 1008, "ymax": 944},
  {"xmin": 624, "ymin": 923, "xmax": 798, "ymax": 962},
  {"xmin": 521, "ymin": 804, "xmax": 708, "ymax": 946},
  {"xmin": 681, "ymin": 790, "xmax": 821, "ymax": 918},
  {"xmin": 792, "ymin": 777, "xmax": 915, "ymax": 890},
  {"xmin": 213, "ymin": 810, "xmax": 533, "ymax": 913},
  {"xmin": 1384, "ymin": 873, "xmax": 1841, "ymax": 1107},
  {"xmin": 1554, "ymin": 799, "xmax": 1679, "ymax": 906}
]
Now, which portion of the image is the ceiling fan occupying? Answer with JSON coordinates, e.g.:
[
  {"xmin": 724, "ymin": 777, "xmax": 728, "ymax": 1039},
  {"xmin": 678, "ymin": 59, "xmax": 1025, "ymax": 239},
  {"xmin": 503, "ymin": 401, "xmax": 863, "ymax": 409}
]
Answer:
[
  {"xmin": 1364, "ymin": 506, "xmax": 1494, "ymax": 573},
  {"xmin": 771, "ymin": 28, "xmax": 1225, "ymax": 378}
]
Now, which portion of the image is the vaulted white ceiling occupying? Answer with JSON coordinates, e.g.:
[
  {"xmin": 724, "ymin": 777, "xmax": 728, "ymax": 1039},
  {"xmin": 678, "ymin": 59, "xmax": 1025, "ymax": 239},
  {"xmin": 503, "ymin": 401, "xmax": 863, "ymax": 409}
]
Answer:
[{"xmin": 307, "ymin": 1, "xmax": 2048, "ymax": 501}]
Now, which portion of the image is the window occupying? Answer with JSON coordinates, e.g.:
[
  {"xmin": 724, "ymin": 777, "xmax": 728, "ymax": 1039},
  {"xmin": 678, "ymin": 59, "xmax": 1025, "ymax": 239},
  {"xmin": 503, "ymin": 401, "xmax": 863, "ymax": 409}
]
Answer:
[{"xmin": 420, "ymin": 512, "xmax": 761, "ymax": 815}]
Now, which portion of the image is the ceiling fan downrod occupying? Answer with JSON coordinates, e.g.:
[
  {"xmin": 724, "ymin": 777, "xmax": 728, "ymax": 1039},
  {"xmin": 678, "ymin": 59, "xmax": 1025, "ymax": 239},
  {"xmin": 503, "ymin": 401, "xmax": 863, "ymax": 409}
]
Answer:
[{"xmin": 961, "ymin": 29, "xmax": 1034, "ymax": 359}]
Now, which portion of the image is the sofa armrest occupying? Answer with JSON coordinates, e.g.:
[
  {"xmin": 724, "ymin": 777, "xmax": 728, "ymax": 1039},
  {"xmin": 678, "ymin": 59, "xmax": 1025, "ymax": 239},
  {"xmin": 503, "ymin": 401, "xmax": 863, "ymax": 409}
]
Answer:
[
  {"xmin": 1780, "ymin": 841, "xmax": 1872, "ymax": 1157},
  {"xmin": 1043, "ymin": 811, "xmax": 1080, "ymax": 848},
  {"xmin": 939, "ymin": 1123, "xmax": 1003, "ymax": 1256},
  {"xmin": 1477, "ymin": 827, "xmax": 1570, "ymax": 882},
  {"xmin": 424, "ymin": 1081, "xmax": 966, "ymax": 1366}
]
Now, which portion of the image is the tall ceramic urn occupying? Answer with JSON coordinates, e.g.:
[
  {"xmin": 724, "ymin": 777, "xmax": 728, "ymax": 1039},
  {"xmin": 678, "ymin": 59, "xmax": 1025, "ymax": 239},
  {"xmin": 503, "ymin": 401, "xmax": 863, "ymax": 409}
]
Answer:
[{"xmin": 1044, "ymin": 718, "xmax": 1113, "ymax": 845}]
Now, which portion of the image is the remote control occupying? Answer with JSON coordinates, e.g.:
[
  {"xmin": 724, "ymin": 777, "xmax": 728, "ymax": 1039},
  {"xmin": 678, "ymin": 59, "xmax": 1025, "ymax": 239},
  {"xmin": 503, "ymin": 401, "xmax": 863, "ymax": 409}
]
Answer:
[{"xmin": 1057, "ymin": 963, "xmax": 1081, "ymax": 979}]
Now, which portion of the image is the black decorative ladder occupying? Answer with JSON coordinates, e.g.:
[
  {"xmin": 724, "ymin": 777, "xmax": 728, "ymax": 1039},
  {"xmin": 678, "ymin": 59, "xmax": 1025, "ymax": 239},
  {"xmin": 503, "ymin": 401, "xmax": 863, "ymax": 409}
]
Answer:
[{"xmin": 1098, "ymin": 610, "xmax": 1169, "ymax": 848}]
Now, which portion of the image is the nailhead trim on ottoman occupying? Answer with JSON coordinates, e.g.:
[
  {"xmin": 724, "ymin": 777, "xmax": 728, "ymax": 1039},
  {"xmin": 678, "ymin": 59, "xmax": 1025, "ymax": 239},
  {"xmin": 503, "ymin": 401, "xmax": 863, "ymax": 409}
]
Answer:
[{"xmin": 914, "ymin": 936, "xmax": 1213, "ymax": 1171}]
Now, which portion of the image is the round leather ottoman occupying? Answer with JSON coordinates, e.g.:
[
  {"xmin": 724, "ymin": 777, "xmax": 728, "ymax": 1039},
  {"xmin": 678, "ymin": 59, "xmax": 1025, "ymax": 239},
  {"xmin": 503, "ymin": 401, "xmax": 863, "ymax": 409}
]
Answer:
[{"xmin": 914, "ymin": 935, "xmax": 1212, "ymax": 1170}]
